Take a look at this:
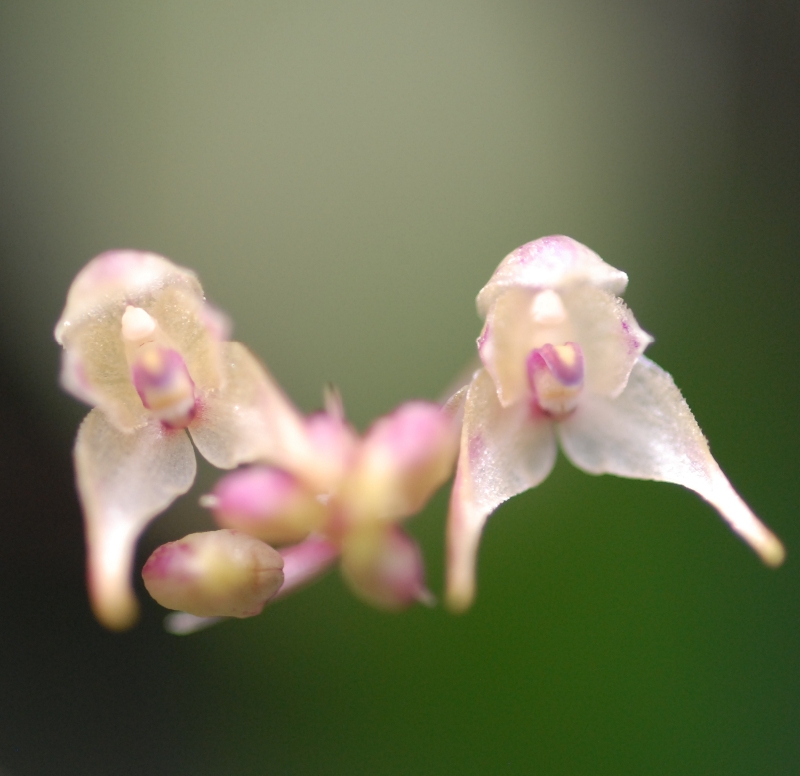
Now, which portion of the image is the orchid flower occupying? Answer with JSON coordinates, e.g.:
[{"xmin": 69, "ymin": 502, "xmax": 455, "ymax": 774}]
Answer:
[
  {"xmin": 55, "ymin": 251, "xmax": 306, "ymax": 629},
  {"xmin": 203, "ymin": 395, "xmax": 459, "ymax": 612},
  {"xmin": 446, "ymin": 235, "xmax": 785, "ymax": 611}
]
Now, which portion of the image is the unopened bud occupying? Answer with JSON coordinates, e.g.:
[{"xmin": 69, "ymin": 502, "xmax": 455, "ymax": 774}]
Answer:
[
  {"xmin": 142, "ymin": 529, "xmax": 284, "ymax": 618},
  {"xmin": 206, "ymin": 466, "xmax": 324, "ymax": 544},
  {"xmin": 347, "ymin": 401, "xmax": 458, "ymax": 520},
  {"xmin": 340, "ymin": 527, "xmax": 433, "ymax": 611}
]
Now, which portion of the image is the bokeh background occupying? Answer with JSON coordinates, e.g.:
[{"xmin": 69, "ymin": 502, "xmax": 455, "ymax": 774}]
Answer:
[{"xmin": 0, "ymin": 1, "xmax": 798, "ymax": 774}]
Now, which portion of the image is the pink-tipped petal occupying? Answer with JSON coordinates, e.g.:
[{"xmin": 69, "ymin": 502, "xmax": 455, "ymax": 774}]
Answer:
[
  {"xmin": 446, "ymin": 369, "xmax": 558, "ymax": 612},
  {"xmin": 273, "ymin": 536, "xmax": 340, "ymax": 600},
  {"xmin": 209, "ymin": 466, "xmax": 324, "ymax": 544},
  {"xmin": 142, "ymin": 530, "xmax": 284, "ymax": 618},
  {"xmin": 349, "ymin": 401, "xmax": 459, "ymax": 521},
  {"xmin": 74, "ymin": 409, "xmax": 196, "ymax": 630},
  {"xmin": 341, "ymin": 527, "xmax": 432, "ymax": 611},
  {"xmin": 476, "ymin": 236, "xmax": 629, "ymax": 318},
  {"xmin": 189, "ymin": 342, "xmax": 310, "ymax": 470},
  {"xmin": 558, "ymin": 356, "xmax": 784, "ymax": 566}
]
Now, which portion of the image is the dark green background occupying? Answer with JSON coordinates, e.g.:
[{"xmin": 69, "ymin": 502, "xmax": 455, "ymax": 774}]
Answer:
[{"xmin": 0, "ymin": 2, "xmax": 798, "ymax": 774}]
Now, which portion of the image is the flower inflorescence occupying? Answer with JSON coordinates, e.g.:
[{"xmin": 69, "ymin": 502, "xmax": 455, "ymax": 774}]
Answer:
[{"xmin": 54, "ymin": 237, "xmax": 785, "ymax": 631}]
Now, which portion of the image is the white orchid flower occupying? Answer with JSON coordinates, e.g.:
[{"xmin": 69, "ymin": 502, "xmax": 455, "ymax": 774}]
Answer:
[
  {"xmin": 446, "ymin": 236, "xmax": 785, "ymax": 611},
  {"xmin": 55, "ymin": 250, "xmax": 307, "ymax": 629}
]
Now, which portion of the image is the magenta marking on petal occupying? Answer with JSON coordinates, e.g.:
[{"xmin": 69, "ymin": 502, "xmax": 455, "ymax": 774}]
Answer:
[
  {"xmin": 621, "ymin": 319, "xmax": 641, "ymax": 354},
  {"xmin": 511, "ymin": 235, "xmax": 576, "ymax": 266},
  {"xmin": 477, "ymin": 322, "xmax": 490, "ymax": 351}
]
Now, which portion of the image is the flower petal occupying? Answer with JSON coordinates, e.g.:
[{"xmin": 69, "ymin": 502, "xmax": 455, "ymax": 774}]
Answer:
[
  {"xmin": 476, "ymin": 236, "xmax": 629, "ymax": 318},
  {"xmin": 74, "ymin": 408, "xmax": 197, "ymax": 630},
  {"xmin": 446, "ymin": 368, "xmax": 558, "ymax": 612},
  {"xmin": 558, "ymin": 356, "xmax": 785, "ymax": 566},
  {"xmin": 560, "ymin": 284, "xmax": 652, "ymax": 397},
  {"xmin": 189, "ymin": 342, "xmax": 310, "ymax": 470}
]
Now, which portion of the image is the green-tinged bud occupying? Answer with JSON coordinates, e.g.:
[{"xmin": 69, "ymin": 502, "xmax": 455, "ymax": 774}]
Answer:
[{"xmin": 142, "ymin": 529, "xmax": 284, "ymax": 618}]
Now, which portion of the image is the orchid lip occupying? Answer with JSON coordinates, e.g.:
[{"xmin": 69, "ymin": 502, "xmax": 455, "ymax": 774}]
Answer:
[
  {"xmin": 131, "ymin": 344, "xmax": 197, "ymax": 428},
  {"xmin": 527, "ymin": 342, "xmax": 584, "ymax": 418}
]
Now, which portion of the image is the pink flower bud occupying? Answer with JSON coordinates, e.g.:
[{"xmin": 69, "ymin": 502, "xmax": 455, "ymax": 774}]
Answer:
[
  {"xmin": 142, "ymin": 529, "xmax": 284, "ymax": 618},
  {"xmin": 340, "ymin": 527, "xmax": 433, "ymax": 611},
  {"xmin": 206, "ymin": 466, "xmax": 324, "ymax": 544},
  {"xmin": 345, "ymin": 401, "xmax": 458, "ymax": 521}
]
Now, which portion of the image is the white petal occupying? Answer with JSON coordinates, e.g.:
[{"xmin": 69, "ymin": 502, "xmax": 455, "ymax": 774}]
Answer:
[
  {"xmin": 477, "ymin": 236, "xmax": 629, "ymax": 317},
  {"xmin": 75, "ymin": 408, "xmax": 197, "ymax": 630},
  {"xmin": 558, "ymin": 356, "xmax": 784, "ymax": 566},
  {"xmin": 189, "ymin": 342, "xmax": 310, "ymax": 470},
  {"xmin": 561, "ymin": 284, "xmax": 652, "ymax": 398},
  {"xmin": 446, "ymin": 368, "xmax": 558, "ymax": 611}
]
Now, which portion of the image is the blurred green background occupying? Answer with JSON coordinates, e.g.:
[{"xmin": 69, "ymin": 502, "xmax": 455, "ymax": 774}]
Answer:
[{"xmin": 0, "ymin": 1, "xmax": 798, "ymax": 774}]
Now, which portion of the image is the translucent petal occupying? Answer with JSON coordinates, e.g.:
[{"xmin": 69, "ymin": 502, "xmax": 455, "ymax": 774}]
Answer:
[
  {"xmin": 561, "ymin": 284, "xmax": 653, "ymax": 398},
  {"xmin": 345, "ymin": 402, "xmax": 459, "ymax": 522},
  {"xmin": 446, "ymin": 369, "xmax": 558, "ymax": 611},
  {"xmin": 55, "ymin": 251, "xmax": 203, "ymax": 343},
  {"xmin": 74, "ymin": 409, "xmax": 197, "ymax": 630},
  {"xmin": 272, "ymin": 535, "xmax": 340, "ymax": 600},
  {"xmin": 189, "ymin": 342, "xmax": 310, "ymax": 470},
  {"xmin": 147, "ymin": 284, "xmax": 225, "ymax": 391},
  {"xmin": 558, "ymin": 356, "xmax": 784, "ymax": 566},
  {"xmin": 477, "ymin": 236, "xmax": 629, "ymax": 317},
  {"xmin": 59, "ymin": 308, "xmax": 148, "ymax": 431}
]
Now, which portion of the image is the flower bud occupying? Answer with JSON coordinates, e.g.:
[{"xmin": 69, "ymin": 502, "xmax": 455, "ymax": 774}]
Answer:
[
  {"xmin": 340, "ymin": 527, "xmax": 433, "ymax": 611},
  {"xmin": 142, "ymin": 529, "xmax": 284, "ymax": 618},
  {"xmin": 206, "ymin": 466, "xmax": 324, "ymax": 544},
  {"xmin": 346, "ymin": 401, "xmax": 458, "ymax": 520}
]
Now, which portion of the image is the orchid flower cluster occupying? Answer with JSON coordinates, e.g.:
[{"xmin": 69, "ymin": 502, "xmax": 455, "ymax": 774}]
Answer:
[{"xmin": 54, "ymin": 238, "xmax": 785, "ymax": 631}]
